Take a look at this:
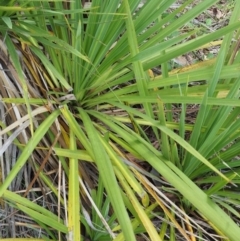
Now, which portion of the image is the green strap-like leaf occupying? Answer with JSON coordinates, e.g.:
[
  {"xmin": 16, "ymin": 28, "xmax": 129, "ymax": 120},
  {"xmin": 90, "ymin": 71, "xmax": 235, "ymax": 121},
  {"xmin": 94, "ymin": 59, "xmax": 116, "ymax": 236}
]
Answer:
[{"xmin": 0, "ymin": 110, "xmax": 60, "ymax": 197}]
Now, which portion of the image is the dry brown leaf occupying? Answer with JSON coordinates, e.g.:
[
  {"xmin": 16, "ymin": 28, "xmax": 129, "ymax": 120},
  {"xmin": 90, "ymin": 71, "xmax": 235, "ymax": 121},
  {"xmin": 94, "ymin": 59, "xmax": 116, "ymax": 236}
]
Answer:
[{"xmin": 213, "ymin": 8, "xmax": 223, "ymax": 19}]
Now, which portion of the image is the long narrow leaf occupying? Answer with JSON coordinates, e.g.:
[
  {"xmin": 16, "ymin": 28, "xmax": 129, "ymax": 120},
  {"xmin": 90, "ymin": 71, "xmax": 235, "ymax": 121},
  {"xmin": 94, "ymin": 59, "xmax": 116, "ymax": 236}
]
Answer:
[{"xmin": 0, "ymin": 110, "xmax": 60, "ymax": 197}]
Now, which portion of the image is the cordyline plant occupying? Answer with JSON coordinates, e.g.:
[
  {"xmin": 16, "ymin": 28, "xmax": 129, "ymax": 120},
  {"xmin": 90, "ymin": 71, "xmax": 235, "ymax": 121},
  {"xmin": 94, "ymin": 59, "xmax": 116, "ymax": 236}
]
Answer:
[{"xmin": 1, "ymin": 0, "xmax": 240, "ymax": 240}]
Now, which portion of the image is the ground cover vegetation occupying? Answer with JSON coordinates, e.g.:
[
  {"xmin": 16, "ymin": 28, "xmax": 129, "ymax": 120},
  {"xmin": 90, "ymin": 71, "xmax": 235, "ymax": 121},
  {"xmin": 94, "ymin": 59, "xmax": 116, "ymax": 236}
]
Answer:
[{"xmin": 1, "ymin": 0, "xmax": 240, "ymax": 240}]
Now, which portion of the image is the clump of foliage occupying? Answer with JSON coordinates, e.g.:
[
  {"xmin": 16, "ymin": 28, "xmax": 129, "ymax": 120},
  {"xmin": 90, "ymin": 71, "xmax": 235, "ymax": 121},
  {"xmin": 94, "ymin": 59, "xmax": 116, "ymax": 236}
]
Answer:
[{"xmin": 1, "ymin": 0, "xmax": 240, "ymax": 240}]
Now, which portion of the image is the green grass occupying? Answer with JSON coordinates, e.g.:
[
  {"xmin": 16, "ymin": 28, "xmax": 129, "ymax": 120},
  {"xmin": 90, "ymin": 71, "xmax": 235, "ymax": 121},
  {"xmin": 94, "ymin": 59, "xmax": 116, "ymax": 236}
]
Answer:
[{"xmin": 1, "ymin": 0, "xmax": 240, "ymax": 240}]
